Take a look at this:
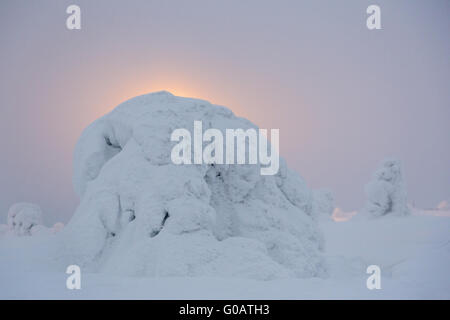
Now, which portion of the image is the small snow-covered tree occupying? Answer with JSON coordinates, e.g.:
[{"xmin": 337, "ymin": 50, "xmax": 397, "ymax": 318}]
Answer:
[
  {"xmin": 3, "ymin": 203, "xmax": 65, "ymax": 237},
  {"xmin": 364, "ymin": 159, "xmax": 410, "ymax": 217},
  {"xmin": 7, "ymin": 203, "xmax": 43, "ymax": 236}
]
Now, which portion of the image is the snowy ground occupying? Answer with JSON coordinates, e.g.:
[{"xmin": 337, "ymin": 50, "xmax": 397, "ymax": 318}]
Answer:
[{"xmin": 1, "ymin": 211, "xmax": 449, "ymax": 300}]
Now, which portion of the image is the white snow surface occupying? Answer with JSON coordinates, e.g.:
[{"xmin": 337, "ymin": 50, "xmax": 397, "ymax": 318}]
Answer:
[
  {"xmin": 0, "ymin": 212, "xmax": 449, "ymax": 299},
  {"xmin": 63, "ymin": 91, "xmax": 325, "ymax": 279}
]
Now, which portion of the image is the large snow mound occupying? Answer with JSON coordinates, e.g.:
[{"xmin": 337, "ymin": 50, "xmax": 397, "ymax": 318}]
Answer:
[{"xmin": 60, "ymin": 91, "xmax": 325, "ymax": 280}]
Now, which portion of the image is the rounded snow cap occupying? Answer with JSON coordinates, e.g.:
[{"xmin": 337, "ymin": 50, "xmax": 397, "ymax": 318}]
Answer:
[{"xmin": 65, "ymin": 91, "xmax": 326, "ymax": 280}]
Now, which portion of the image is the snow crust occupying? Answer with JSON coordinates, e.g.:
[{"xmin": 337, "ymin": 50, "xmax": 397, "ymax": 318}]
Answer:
[{"xmin": 62, "ymin": 91, "xmax": 325, "ymax": 279}]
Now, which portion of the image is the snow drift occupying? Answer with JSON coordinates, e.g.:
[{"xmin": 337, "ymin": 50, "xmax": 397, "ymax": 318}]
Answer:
[{"xmin": 59, "ymin": 91, "xmax": 326, "ymax": 280}]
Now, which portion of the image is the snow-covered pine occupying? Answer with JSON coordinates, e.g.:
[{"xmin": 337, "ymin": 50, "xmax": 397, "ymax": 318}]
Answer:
[
  {"xmin": 363, "ymin": 159, "xmax": 410, "ymax": 218},
  {"xmin": 60, "ymin": 91, "xmax": 326, "ymax": 280}
]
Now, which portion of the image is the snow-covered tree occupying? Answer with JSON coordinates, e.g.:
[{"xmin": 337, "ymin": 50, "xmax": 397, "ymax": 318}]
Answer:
[
  {"xmin": 4, "ymin": 203, "xmax": 64, "ymax": 237},
  {"xmin": 363, "ymin": 159, "xmax": 410, "ymax": 217},
  {"xmin": 60, "ymin": 91, "xmax": 326, "ymax": 280},
  {"xmin": 7, "ymin": 203, "xmax": 43, "ymax": 236}
]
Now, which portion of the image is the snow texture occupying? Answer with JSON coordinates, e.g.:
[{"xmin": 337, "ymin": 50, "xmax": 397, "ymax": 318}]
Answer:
[
  {"xmin": 363, "ymin": 159, "xmax": 410, "ymax": 218},
  {"xmin": 1, "ymin": 211, "xmax": 449, "ymax": 299},
  {"xmin": 62, "ymin": 91, "xmax": 325, "ymax": 279}
]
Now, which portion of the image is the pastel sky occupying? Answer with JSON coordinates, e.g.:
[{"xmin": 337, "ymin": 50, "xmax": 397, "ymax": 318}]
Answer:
[{"xmin": 1, "ymin": 0, "xmax": 449, "ymax": 224}]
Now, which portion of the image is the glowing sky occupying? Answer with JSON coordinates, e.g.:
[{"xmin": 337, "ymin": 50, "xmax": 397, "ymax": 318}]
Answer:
[{"xmin": 1, "ymin": 0, "xmax": 449, "ymax": 224}]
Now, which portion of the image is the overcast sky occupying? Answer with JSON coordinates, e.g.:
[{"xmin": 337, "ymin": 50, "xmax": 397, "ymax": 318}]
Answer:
[{"xmin": 1, "ymin": 0, "xmax": 449, "ymax": 224}]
